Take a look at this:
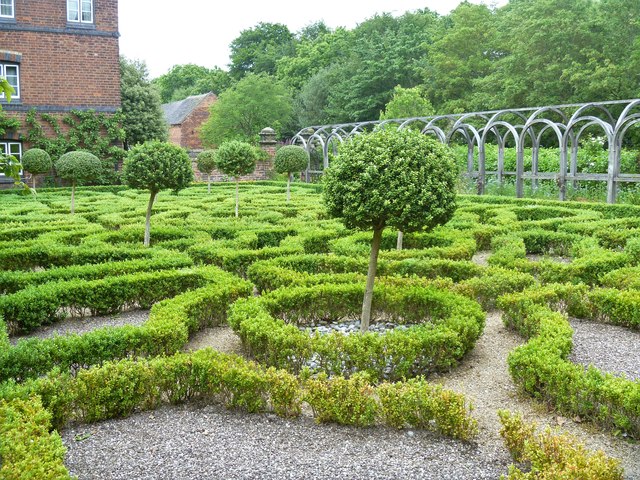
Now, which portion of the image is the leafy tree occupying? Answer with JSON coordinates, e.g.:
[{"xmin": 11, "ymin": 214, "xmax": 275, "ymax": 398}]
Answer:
[
  {"xmin": 54, "ymin": 151, "xmax": 102, "ymax": 214},
  {"xmin": 380, "ymin": 85, "xmax": 434, "ymax": 120},
  {"xmin": 274, "ymin": 145, "xmax": 309, "ymax": 201},
  {"xmin": 153, "ymin": 64, "xmax": 232, "ymax": 103},
  {"xmin": 122, "ymin": 142, "xmax": 193, "ymax": 246},
  {"xmin": 214, "ymin": 141, "xmax": 257, "ymax": 217},
  {"xmin": 229, "ymin": 22, "xmax": 295, "ymax": 79},
  {"xmin": 196, "ymin": 149, "xmax": 217, "ymax": 193},
  {"xmin": 200, "ymin": 74, "xmax": 294, "ymax": 146},
  {"xmin": 120, "ymin": 57, "xmax": 167, "ymax": 149},
  {"xmin": 21, "ymin": 148, "xmax": 52, "ymax": 188},
  {"xmin": 323, "ymin": 128, "xmax": 457, "ymax": 331}
]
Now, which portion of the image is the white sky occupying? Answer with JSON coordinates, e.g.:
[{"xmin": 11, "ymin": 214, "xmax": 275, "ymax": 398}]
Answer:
[{"xmin": 119, "ymin": 1, "xmax": 505, "ymax": 79}]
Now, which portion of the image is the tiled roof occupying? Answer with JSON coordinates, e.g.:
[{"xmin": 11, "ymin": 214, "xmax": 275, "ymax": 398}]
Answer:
[{"xmin": 162, "ymin": 93, "xmax": 212, "ymax": 125}]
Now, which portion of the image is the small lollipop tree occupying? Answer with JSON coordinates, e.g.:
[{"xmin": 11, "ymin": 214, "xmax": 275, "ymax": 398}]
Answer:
[
  {"xmin": 214, "ymin": 140, "xmax": 257, "ymax": 217},
  {"xmin": 196, "ymin": 150, "xmax": 217, "ymax": 194},
  {"xmin": 274, "ymin": 145, "xmax": 309, "ymax": 202},
  {"xmin": 323, "ymin": 128, "xmax": 457, "ymax": 332},
  {"xmin": 21, "ymin": 148, "xmax": 52, "ymax": 189},
  {"xmin": 122, "ymin": 141, "xmax": 193, "ymax": 246},
  {"xmin": 54, "ymin": 151, "xmax": 102, "ymax": 214}
]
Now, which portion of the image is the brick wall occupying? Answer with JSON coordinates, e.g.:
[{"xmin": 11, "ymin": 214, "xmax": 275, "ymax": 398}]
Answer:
[
  {"xmin": 168, "ymin": 125, "xmax": 182, "ymax": 146},
  {"xmin": 178, "ymin": 94, "xmax": 217, "ymax": 150}
]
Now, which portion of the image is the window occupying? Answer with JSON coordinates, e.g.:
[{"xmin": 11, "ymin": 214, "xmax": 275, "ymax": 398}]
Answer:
[
  {"xmin": 0, "ymin": 63, "xmax": 19, "ymax": 99},
  {"xmin": 0, "ymin": 141, "xmax": 22, "ymax": 176},
  {"xmin": 0, "ymin": 0, "xmax": 14, "ymax": 19},
  {"xmin": 67, "ymin": 0, "xmax": 93, "ymax": 23}
]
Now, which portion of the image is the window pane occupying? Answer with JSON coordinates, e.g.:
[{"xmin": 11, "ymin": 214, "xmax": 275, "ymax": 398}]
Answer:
[
  {"xmin": 0, "ymin": 144, "xmax": 6, "ymax": 154},
  {"xmin": 0, "ymin": 0, "xmax": 13, "ymax": 17},
  {"xmin": 81, "ymin": 0, "xmax": 92, "ymax": 22},
  {"xmin": 4, "ymin": 65, "xmax": 18, "ymax": 96},
  {"xmin": 9, "ymin": 143, "xmax": 21, "ymax": 159},
  {"xmin": 67, "ymin": 0, "xmax": 79, "ymax": 21}
]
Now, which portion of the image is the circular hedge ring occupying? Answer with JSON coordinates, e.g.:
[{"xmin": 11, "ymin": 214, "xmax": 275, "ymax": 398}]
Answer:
[{"xmin": 228, "ymin": 282, "xmax": 485, "ymax": 382}]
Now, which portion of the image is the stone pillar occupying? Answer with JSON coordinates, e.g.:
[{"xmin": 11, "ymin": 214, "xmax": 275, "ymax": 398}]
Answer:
[{"xmin": 257, "ymin": 127, "xmax": 277, "ymax": 180}]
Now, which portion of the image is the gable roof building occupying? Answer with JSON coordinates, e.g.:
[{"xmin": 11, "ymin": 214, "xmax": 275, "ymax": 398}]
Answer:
[{"xmin": 162, "ymin": 92, "xmax": 217, "ymax": 150}]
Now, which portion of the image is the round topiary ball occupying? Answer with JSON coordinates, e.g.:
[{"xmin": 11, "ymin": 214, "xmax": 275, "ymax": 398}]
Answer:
[
  {"xmin": 55, "ymin": 151, "xmax": 102, "ymax": 185},
  {"xmin": 214, "ymin": 140, "xmax": 257, "ymax": 178},
  {"xmin": 274, "ymin": 145, "xmax": 309, "ymax": 175},
  {"xmin": 196, "ymin": 150, "xmax": 217, "ymax": 175},
  {"xmin": 21, "ymin": 148, "xmax": 52, "ymax": 175},
  {"xmin": 123, "ymin": 141, "xmax": 193, "ymax": 193}
]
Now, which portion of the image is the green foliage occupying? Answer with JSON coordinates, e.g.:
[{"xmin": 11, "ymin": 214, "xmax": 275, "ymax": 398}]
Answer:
[
  {"xmin": 153, "ymin": 64, "xmax": 232, "ymax": 103},
  {"xmin": 25, "ymin": 109, "xmax": 125, "ymax": 185},
  {"xmin": 123, "ymin": 141, "xmax": 193, "ymax": 193},
  {"xmin": 379, "ymin": 85, "xmax": 434, "ymax": 120},
  {"xmin": 54, "ymin": 151, "xmax": 102, "ymax": 185},
  {"xmin": 120, "ymin": 56, "xmax": 168, "ymax": 148},
  {"xmin": 214, "ymin": 141, "xmax": 257, "ymax": 178},
  {"xmin": 199, "ymin": 73, "xmax": 294, "ymax": 146},
  {"xmin": 324, "ymin": 128, "xmax": 457, "ymax": 232},
  {"xmin": 229, "ymin": 22, "xmax": 295, "ymax": 79},
  {"xmin": 21, "ymin": 148, "xmax": 52, "ymax": 175},
  {"xmin": 274, "ymin": 145, "xmax": 308, "ymax": 174},
  {"xmin": 196, "ymin": 150, "xmax": 217, "ymax": 175},
  {"xmin": 498, "ymin": 410, "xmax": 624, "ymax": 479}
]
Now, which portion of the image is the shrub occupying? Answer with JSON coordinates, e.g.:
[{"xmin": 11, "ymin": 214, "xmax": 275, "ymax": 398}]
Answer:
[
  {"xmin": 54, "ymin": 151, "xmax": 102, "ymax": 214},
  {"xmin": 323, "ymin": 128, "xmax": 457, "ymax": 330},
  {"xmin": 274, "ymin": 145, "xmax": 309, "ymax": 202},
  {"xmin": 21, "ymin": 148, "xmax": 52, "ymax": 188},
  {"xmin": 196, "ymin": 149, "xmax": 217, "ymax": 193},
  {"xmin": 215, "ymin": 140, "xmax": 257, "ymax": 217},
  {"xmin": 122, "ymin": 141, "xmax": 194, "ymax": 246}
]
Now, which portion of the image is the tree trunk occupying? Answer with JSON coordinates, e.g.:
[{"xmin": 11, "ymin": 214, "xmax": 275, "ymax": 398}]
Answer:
[
  {"xmin": 286, "ymin": 173, "xmax": 291, "ymax": 202},
  {"xmin": 361, "ymin": 227, "xmax": 383, "ymax": 332},
  {"xmin": 235, "ymin": 179, "xmax": 239, "ymax": 218},
  {"xmin": 144, "ymin": 191, "xmax": 157, "ymax": 247},
  {"xmin": 397, "ymin": 231, "xmax": 404, "ymax": 251},
  {"xmin": 207, "ymin": 175, "xmax": 211, "ymax": 194},
  {"xmin": 70, "ymin": 182, "xmax": 76, "ymax": 215},
  {"xmin": 32, "ymin": 175, "xmax": 36, "ymax": 189}
]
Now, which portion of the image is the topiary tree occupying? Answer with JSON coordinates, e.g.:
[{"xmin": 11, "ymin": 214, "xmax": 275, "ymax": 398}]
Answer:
[
  {"xmin": 214, "ymin": 140, "xmax": 257, "ymax": 217},
  {"xmin": 122, "ymin": 141, "xmax": 194, "ymax": 246},
  {"xmin": 54, "ymin": 151, "xmax": 102, "ymax": 215},
  {"xmin": 196, "ymin": 150, "xmax": 217, "ymax": 194},
  {"xmin": 274, "ymin": 145, "xmax": 309, "ymax": 202},
  {"xmin": 21, "ymin": 148, "xmax": 52, "ymax": 188},
  {"xmin": 323, "ymin": 128, "xmax": 457, "ymax": 331}
]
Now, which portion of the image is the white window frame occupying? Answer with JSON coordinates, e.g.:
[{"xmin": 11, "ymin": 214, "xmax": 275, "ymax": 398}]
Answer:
[
  {"xmin": 0, "ymin": 141, "xmax": 22, "ymax": 176},
  {"xmin": 67, "ymin": 0, "xmax": 93, "ymax": 24},
  {"xmin": 0, "ymin": 0, "xmax": 14, "ymax": 19},
  {"xmin": 0, "ymin": 63, "xmax": 19, "ymax": 99}
]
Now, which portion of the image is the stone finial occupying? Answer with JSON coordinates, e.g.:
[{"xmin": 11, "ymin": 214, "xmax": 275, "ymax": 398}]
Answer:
[{"xmin": 259, "ymin": 127, "xmax": 277, "ymax": 145}]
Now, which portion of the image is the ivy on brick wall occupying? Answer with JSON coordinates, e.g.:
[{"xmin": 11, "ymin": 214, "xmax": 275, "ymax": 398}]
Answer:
[
  {"xmin": 24, "ymin": 109, "xmax": 126, "ymax": 185},
  {"xmin": 0, "ymin": 112, "xmax": 20, "ymax": 137}
]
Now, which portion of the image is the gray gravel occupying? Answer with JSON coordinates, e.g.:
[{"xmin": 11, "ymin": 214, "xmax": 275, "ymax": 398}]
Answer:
[
  {"xmin": 569, "ymin": 317, "xmax": 640, "ymax": 382},
  {"xmin": 9, "ymin": 310, "xmax": 150, "ymax": 345},
  {"xmin": 62, "ymin": 403, "xmax": 509, "ymax": 480}
]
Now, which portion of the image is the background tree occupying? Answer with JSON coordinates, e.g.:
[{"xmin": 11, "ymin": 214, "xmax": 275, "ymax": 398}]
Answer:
[
  {"xmin": 54, "ymin": 151, "xmax": 102, "ymax": 214},
  {"xmin": 122, "ymin": 142, "xmax": 193, "ymax": 246},
  {"xmin": 273, "ymin": 145, "xmax": 309, "ymax": 201},
  {"xmin": 153, "ymin": 64, "xmax": 232, "ymax": 103},
  {"xmin": 379, "ymin": 85, "xmax": 434, "ymax": 120},
  {"xmin": 229, "ymin": 22, "xmax": 295, "ymax": 79},
  {"xmin": 323, "ymin": 128, "xmax": 457, "ymax": 331},
  {"xmin": 120, "ymin": 57, "xmax": 167, "ymax": 149},
  {"xmin": 214, "ymin": 141, "xmax": 257, "ymax": 217},
  {"xmin": 200, "ymin": 73, "xmax": 293, "ymax": 146},
  {"xmin": 196, "ymin": 150, "xmax": 217, "ymax": 193},
  {"xmin": 21, "ymin": 148, "xmax": 52, "ymax": 188}
]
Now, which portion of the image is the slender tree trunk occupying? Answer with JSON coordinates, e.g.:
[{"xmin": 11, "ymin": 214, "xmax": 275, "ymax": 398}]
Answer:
[
  {"xmin": 70, "ymin": 182, "xmax": 76, "ymax": 215},
  {"xmin": 144, "ymin": 191, "xmax": 157, "ymax": 247},
  {"xmin": 361, "ymin": 227, "xmax": 383, "ymax": 332},
  {"xmin": 286, "ymin": 173, "xmax": 291, "ymax": 202},
  {"xmin": 235, "ymin": 179, "xmax": 239, "ymax": 218},
  {"xmin": 207, "ymin": 175, "xmax": 211, "ymax": 194},
  {"xmin": 32, "ymin": 175, "xmax": 36, "ymax": 189},
  {"xmin": 397, "ymin": 231, "xmax": 404, "ymax": 251}
]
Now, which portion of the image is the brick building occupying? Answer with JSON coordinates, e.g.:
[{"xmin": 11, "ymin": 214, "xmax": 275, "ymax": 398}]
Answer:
[
  {"xmin": 162, "ymin": 92, "xmax": 217, "ymax": 151},
  {"xmin": 0, "ymin": 0, "xmax": 120, "ymax": 185}
]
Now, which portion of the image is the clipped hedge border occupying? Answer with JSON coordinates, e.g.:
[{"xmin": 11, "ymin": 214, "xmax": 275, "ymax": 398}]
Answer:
[
  {"xmin": 499, "ymin": 284, "xmax": 640, "ymax": 438},
  {"xmin": 228, "ymin": 282, "xmax": 485, "ymax": 382},
  {"xmin": 0, "ymin": 267, "xmax": 253, "ymax": 382}
]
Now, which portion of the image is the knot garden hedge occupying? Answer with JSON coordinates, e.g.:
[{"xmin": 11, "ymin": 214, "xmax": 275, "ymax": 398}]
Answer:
[{"xmin": 0, "ymin": 182, "xmax": 637, "ymax": 478}]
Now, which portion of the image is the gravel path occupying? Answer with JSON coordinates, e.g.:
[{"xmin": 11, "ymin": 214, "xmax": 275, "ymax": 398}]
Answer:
[
  {"xmin": 9, "ymin": 310, "xmax": 150, "ymax": 345},
  {"xmin": 570, "ymin": 317, "xmax": 640, "ymax": 382},
  {"xmin": 436, "ymin": 311, "xmax": 640, "ymax": 478},
  {"xmin": 184, "ymin": 326, "xmax": 246, "ymax": 356},
  {"xmin": 62, "ymin": 403, "xmax": 508, "ymax": 480}
]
